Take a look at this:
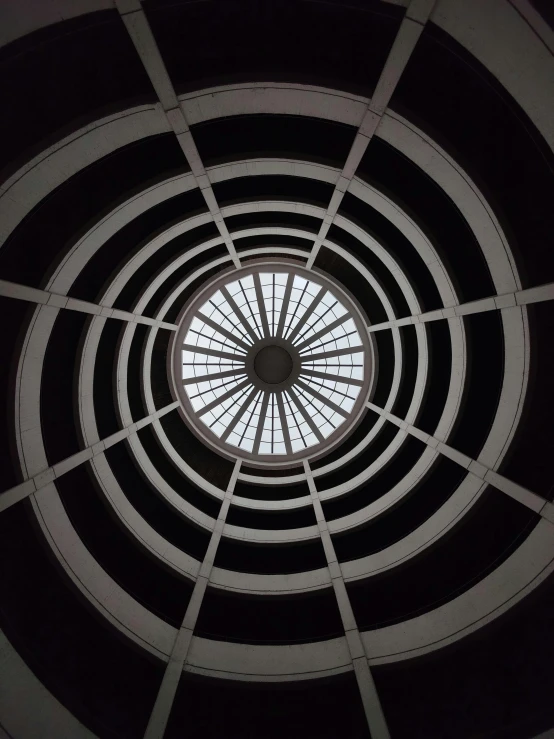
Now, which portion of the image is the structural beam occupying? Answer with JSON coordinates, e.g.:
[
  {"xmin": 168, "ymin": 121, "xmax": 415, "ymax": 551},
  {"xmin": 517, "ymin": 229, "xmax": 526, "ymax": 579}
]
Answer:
[
  {"xmin": 0, "ymin": 402, "xmax": 179, "ymax": 513},
  {"xmin": 366, "ymin": 281, "xmax": 554, "ymax": 333},
  {"xmin": 115, "ymin": 0, "xmax": 241, "ymax": 268},
  {"xmin": 304, "ymin": 461, "xmax": 391, "ymax": 739},
  {"xmin": 365, "ymin": 401, "xmax": 554, "ymax": 526},
  {"xmin": 0, "ymin": 279, "xmax": 178, "ymax": 330},
  {"xmin": 143, "ymin": 459, "xmax": 241, "ymax": 739},
  {"xmin": 306, "ymin": 0, "xmax": 437, "ymax": 269}
]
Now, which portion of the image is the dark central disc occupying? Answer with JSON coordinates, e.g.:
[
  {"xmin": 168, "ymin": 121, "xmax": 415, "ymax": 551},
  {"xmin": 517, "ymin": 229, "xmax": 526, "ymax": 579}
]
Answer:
[{"xmin": 253, "ymin": 345, "xmax": 293, "ymax": 385}]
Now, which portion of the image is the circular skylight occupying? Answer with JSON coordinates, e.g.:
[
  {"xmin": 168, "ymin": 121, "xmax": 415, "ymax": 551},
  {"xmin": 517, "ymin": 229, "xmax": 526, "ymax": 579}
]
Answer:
[{"xmin": 172, "ymin": 262, "xmax": 372, "ymax": 464}]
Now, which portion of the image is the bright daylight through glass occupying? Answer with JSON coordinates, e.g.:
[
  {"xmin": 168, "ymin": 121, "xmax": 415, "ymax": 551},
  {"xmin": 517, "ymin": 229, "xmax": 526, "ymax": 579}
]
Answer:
[{"xmin": 181, "ymin": 272, "xmax": 364, "ymax": 455}]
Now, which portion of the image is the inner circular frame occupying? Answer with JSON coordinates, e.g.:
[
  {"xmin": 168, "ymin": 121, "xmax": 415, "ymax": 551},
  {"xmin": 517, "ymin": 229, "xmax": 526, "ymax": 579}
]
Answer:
[{"xmin": 169, "ymin": 258, "xmax": 375, "ymax": 467}]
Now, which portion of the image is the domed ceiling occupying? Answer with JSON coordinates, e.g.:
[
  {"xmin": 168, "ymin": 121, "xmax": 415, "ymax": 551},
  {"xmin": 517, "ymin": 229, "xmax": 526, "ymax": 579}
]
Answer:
[{"xmin": 1, "ymin": 1, "xmax": 554, "ymax": 738}]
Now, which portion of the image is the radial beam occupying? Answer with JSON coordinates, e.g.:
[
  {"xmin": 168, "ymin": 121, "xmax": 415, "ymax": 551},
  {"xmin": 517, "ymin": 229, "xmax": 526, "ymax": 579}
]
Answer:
[
  {"xmin": 252, "ymin": 392, "xmax": 270, "ymax": 454},
  {"xmin": 306, "ymin": 0, "xmax": 437, "ymax": 269},
  {"xmin": 276, "ymin": 392, "xmax": 293, "ymax": 456},
  {"xmin": 221, "ymin": 286, "xmax": 260, "ymax": 343},
  {"xmin": 300, "ymin": 369, "xmax": 364, "ymax": 387},
  {"xmin": 287, "ymin": 387, "xmax": 325, "ymax": 443},
  {"xmin": 303, "ymin": 460, "xmax": 391, "ymax": 739},
  {"xmin": 276, "ymin": 273, "xmax": 294, "ymax": 338},
  {"xmin": 0, "ymin": 402, "xmax": 180, "ymax": 514},
  {"xmin": 294, "ymin": 313, "xmax": 351, "ymax": 351},
  {"xmin": 365, "ymin": 401, "xmax": 554, "ymax": 525},
  {"xmin": 196, "ymin": 378, "xmax": 251, "ymax": 417},
  {"xmin": 115, "ymin": 0, "xmax": 240, "ymax": 269},
  {"xmin": 287, "ymin": 288, "xmax": 325, "ymax": 344},
  {"xmin": 196, "ymin": 311, "xmax": 252, "ymax": 351},
  {"xmin": 143, "ymin": 459, "xmax": 241, "ymax": 739},
  {"xmin": 253, "ymin": 272, "xmax": 270, "ymax": 338},
  {"xmin": 300, "ymin": 347, "xmax": 362, "ymax": 362},
  {"xmin": 295, "ymin": 379, "xmax": 350, "ymax": 419},
  {"xmin": 220, "ymin": 386, "xmax": 260, "ymax": 443},
  {"xmin": 182, "ymin": 368, "xmax": 246, "ymax": 385},
  {"xmin": 182, "ymin": 343, "xmax": 246, "ymax": 362},
  {"xmin": 366, "ymin": 281, "xmax": 554, "ymax": 333},
  {"xmin": 0, "ymin": 278, "xmax": 178, "ymax": 330}
]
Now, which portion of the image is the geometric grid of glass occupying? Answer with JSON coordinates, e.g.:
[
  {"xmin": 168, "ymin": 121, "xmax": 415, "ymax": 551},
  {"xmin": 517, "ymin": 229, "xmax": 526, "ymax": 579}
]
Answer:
[{"xmin": 181, "ymin": 271, "xmax": 365, "ymax": 456}]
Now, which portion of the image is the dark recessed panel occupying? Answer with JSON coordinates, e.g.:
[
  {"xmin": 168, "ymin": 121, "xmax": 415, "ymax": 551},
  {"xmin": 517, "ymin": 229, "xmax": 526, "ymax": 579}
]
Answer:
[
  {"xmin": 332, "ymin": 455, "xmax": 467, "ymax": 562},
  {"xmin": 234, "ymin": 234, "xmax": 312, "ymax": 253},
  {"xmin": 165, "ymin": 671, "xmax": 370, "ymax": 739},
  {"xmin": 370, "ymin": 329, "xmax": 395, "ymax": 409},
  {"xmin": 315, "ymin": 247, "xmax": 387, "ymax": 325},
  {"xmin": 0, "ymin": 134, "xmax": 186, "ymax": 290},
  {"xmin": 146, "ymin": 0, "xmax": 402, "ymax": 96},
  {"xmin": 93, "ymin": 318, "xmax": 123, "ymax": 439},
  {"xmin": 358, "ymin": 137, "xmax": 495, "ymax": 304},
  {"xmin": 41, "ymin": 310, "xmax": 87, "ymax": 465},
  {"xmin": 500, "ymin": 302, "xmax": 554, "ymax": 500},
  {"xmin": 373, "ymin": 570, "xmax": 554, "ymax": 739},
  {"xmin": 72, "ymin": 188, "xmax": 206, "ymax": 305},
  {"xmin": 233, "ymin": 479, "xmax": 310, "ymax": 502},
  {"xmin": 224, "ymin": 210, "xmax": 320, "ymax": 235},
  {"xmin": 339, "ymin": 192, "xmax": 443, "ymax": 312},
  {"xmin": 241, "ymin": 464, "xmax": 303, "ymax": 478},
  {"xmin": 349, "ymin": 486, "xmax": 538, "ymax": 630},
  {"xmin": 137, "ymin": 425, "xmax": 221, "ymax": 518},
  {"xmin": 0, "ymin": 10, "xmax": 156, "ymax": 173},
  {"xmin": 414, "ymin": 319, "xmax": 452, "ymax": 435},
  {"xmin": 0, "ymin": 501, "xmax": 164, "ymax": 739},
  {"xmin": 105, "ymin": 441, "xmax": 210, "ymax": 562},
  {"xmin": 127, "ymin": 324, "xmax": 148, "ymax": 421},
  {"xmin": 150, "ymin": 328, "xmax": 173, "ymax": 410},
  {"xmin": 446, "ymin": 311, "xmax": 504, "ymax": 459},
  {"xmin": 311, "ymin": 409, "xmax": 379, "ymax": 471},
  {"xmin": 226, "ymin": 504, "xmax": 316, "ymax": 530},
  {"xmin": 192, "ymin": 115, "xmax": 356, "ymax": 169},
  {"xmin": 159, "ymin": 409, "xmax": 235, "ymax": 490},
  {"xmin": 214, "ymin": 537, "xmax": 327, "ymax": 575},
  {"xmin": 391, "ymin": 324, "xmax": 418, "ymax": 420},
  {"xmin": 195, "ymin": 586, "xmax": 343, "ymax": 644},
  {"xmin": 57, "ymin": 463, "xmax": 193, "ymax": 628},
  {"xmin": 0, "ymin": 297, "xmax": 33, "ymax": 491},
  {"xmin": 391, "ymin": 23, "xmax": 554, "ymax": 289},
  {"xmin": 327, "ymin": 224, "xmax": 411, "ymax": 319},
  {"xmin": 322, "ymin": 435, "xmax": 425, "ymax": 521},
  {"xmin": 212, "ymin": 175, "xmax": 334, "ymax": 209},
  {"xmin": 141, "ymin": 238, "xmax": 225, "ymax": 319}
]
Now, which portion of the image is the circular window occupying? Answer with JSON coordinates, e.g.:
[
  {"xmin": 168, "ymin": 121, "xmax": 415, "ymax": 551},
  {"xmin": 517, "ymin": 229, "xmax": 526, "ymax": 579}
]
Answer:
[{"xmin": 171, "ymin": 261, "xmax": 373, "ymax": 466}]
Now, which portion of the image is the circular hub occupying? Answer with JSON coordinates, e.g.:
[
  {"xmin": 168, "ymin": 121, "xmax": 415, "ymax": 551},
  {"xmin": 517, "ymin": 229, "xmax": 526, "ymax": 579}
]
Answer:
[{"xmin": 254, "ymin": 345, "xmax": 293, "ymax": 384}]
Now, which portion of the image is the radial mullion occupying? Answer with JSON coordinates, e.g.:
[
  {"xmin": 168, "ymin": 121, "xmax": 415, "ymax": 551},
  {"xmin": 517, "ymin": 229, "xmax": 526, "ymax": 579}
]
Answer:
[
  {"xmin": 196, "ymin": 378, "xmax": 250, "ymax": 417},
  {"xmin": 295, "ymin": 301, "xmax": 336, "ymax": 344},
  {"xmin": 221, "ymin": 286, "xmax": 259, "ymax": 342},
  {"xmin": 287, "ymin": 386, "xmax": 325, "ymax": 443},
  {"xmin": 276, "ymin": 392, "xmax": 292, "ymax": 455},
  {"xmin": 253, "ymin": 273, "xmax": 270, "ymax": 338},
  {"xmin": 295, "ymin": 379, "xmax": 349, "ymax": 418},
  {"xmin": 300, "ymin": 347, "xmax": 360, "ymax": 362},
  {"xmin": 183, "ymin": 368, "xmax": 245, "ymax": 385},
  {"xmin": 252, "ymin": 392, "xmax": 270, "ymax": 454},
  {"xmin": 287, "ymin": 289, "xmax": 325, "ymax": 344},
  {"xmin": 276, "ymin": 273, "xmax": 294, "ymax": 338},
  {"xmin": 295, "ymin": 313, "xmax": 351, "ymax": 351},
  {"xmin": 220, "ymin": 386, "xmax": 260, "ymax": 442},
  {"xmin": 196, "ymin": 311, "xmax": 252, "ymax": 351},
  {"xmin": 300, "ymin": 369, "xmax": 363, "ymax": 387},
  {"xmin": 182, "ymin": 343, "xmax": 245, "ymax": 361}
]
